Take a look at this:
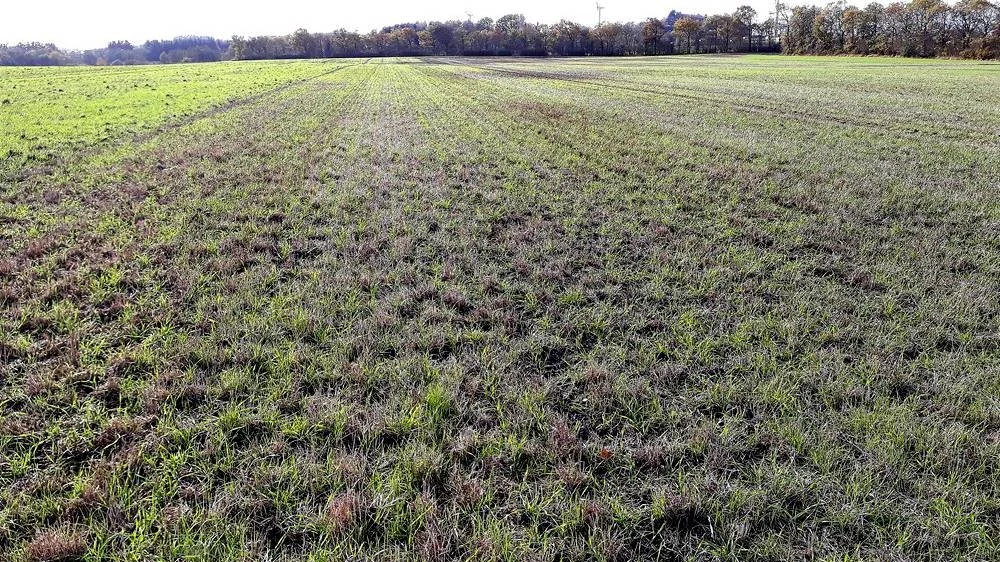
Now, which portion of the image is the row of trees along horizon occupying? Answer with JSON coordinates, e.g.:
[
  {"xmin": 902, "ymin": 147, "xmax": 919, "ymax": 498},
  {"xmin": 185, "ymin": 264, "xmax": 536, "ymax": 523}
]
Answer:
[{"xmin": 2, "ymin": 1, "xmax": 999, "ymax": 66}]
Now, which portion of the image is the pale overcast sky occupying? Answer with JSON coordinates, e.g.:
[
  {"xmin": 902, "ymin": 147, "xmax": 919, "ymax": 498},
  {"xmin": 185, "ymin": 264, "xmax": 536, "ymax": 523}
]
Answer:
[{"xmin": 2, "ymin": 1, "xmax": 776, "ymax": 49}]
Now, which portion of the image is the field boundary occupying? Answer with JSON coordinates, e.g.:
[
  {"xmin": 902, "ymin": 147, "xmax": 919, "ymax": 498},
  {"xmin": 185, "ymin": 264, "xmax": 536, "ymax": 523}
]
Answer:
[{"xmin": 3, "ymin": 59, "xmax": 371, "ymax": 186}]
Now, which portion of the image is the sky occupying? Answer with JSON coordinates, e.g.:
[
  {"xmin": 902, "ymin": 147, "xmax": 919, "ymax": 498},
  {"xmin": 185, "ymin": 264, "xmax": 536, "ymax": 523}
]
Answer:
[{"xmin": 1, "ymin": 1, "xmax": 777, "ymax": 50}]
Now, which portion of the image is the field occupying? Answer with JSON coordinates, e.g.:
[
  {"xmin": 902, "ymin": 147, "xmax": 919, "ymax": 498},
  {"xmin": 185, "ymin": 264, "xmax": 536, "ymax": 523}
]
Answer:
[{"xmin": 2, "ymin": 55, "xmax": 1000, "ymax": 560}]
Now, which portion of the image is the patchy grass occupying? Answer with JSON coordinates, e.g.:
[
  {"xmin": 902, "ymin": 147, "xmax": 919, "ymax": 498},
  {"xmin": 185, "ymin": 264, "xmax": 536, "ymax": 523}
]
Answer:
[
  {"xmin": 2, "ymin": 55, "xmax": 1000, "ymax": 560},
  {"xmin": 0, "ymin": 60, "xmax": 343, "ymax": 175}
]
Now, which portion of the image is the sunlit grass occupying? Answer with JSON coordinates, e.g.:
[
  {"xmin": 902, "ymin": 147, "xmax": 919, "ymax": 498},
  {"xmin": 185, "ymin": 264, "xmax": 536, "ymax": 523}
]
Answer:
[{"xmin": 2, "ymin": 55, "xmax": 1000, "ymax": 560}]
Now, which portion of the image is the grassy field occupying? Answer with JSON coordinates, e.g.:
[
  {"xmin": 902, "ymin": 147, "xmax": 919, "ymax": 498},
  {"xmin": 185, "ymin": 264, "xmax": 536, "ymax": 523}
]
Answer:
[
  {"xmin": 2, "ymin": 55, "xmax": 999, "ymax": 561},
  {"xmin": 0, "ymin": 61, "xmax": 341, "ymax": 176}
]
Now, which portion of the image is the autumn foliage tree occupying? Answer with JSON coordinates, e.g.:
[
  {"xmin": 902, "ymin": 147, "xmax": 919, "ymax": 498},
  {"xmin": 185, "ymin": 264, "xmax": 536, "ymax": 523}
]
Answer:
[
  {"xmin": 642, "ymin": 18, "xmax": 668, "ymax": 54},
  {"xmin": 674, "ymin": 17, "xmax": 703, "ymax": 53}
]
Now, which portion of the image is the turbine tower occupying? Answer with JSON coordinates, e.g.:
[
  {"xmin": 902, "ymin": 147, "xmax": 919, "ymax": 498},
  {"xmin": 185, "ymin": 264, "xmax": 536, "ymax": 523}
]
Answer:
[
  {"xmin": 771, "ymin": 1, "xmax": 784, "ymax": 48},
  {"xmin": 596, "ymin": 2, "xmax": 605, "ymax": 26}
]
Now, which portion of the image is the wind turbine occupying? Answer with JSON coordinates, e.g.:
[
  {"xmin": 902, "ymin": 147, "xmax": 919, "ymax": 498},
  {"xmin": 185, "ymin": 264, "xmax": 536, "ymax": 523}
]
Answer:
[{"xmin": 596, "ymin": 2, "xmax": 605, "ymax": 26}]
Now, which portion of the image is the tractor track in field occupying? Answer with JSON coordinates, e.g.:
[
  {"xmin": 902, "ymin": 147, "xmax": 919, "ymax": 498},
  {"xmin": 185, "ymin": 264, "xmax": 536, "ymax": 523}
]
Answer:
[
  {"xmin": 432, "ymin": 58, "xmax": 1000, "ymax": 146},
  {"xmin": 133, "ymin": 59, "xmax": 372, "ymax": 143}
]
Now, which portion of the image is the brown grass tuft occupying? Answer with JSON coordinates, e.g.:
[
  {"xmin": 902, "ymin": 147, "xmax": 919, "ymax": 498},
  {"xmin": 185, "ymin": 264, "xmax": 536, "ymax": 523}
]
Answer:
[
  {"xmin": 325, "ymin": 492, "xmax": 360, "ymax": 530},
  {"xmin": 27, "ymin": 528, "xmax": 86, "ymax": 562}
]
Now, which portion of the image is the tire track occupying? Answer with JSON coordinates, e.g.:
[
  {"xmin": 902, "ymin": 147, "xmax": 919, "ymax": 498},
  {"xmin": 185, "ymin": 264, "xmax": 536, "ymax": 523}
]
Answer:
[{"xmin": 430, "ymin": 57, "xmax": 1000, "ymax": 145}]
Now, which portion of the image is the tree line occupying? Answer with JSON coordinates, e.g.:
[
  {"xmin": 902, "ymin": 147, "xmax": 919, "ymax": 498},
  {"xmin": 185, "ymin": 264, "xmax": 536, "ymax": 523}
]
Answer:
[
  {"xmin": 233, "ymin": 1, "xmax": 1000, "ymax": 60},
  {"xmin": 230, "ymin": 10, "xmax": 775, "ymax": 60},
  {"xmin": 782, "ymin": 0, "xmax": 1000, "ymax": 57},
  {"xmin": 0, "ymin": 37, "xmax": 229, "ymax": 66},
  {"xmin": 2, "ymin": 2, "xmax": 998, "ymax": 66}
]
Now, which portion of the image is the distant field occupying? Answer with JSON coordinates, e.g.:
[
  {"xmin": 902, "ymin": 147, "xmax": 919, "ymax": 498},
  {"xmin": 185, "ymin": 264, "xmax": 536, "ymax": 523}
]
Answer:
[{"xmin": 2, "ymin": 55, "xmax": 1000, "ymax": 561}]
